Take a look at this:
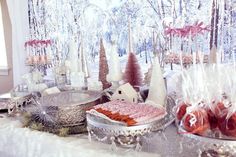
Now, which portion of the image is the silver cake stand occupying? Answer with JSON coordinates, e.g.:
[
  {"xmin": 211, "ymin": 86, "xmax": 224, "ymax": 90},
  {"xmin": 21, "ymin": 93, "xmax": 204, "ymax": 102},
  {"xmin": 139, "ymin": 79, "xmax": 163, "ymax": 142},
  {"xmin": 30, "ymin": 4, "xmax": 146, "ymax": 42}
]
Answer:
[
  {"xmin": 177, "ymin": 123, "xmax": 236, "ymax": 157},
  {"xmin": 20, "ymin": 90, "xmax": 103, "ymax": 135},
  {"xmin": 39, "ymin": 90, "xmax": 102, "ymax": 126},
  {"xmin": 86, "ymin": 96, "xmax": 176, "ymax": 150},
  {"xmin": 3, "ymin": 84, "xmax": 41, "ymax": 115}
]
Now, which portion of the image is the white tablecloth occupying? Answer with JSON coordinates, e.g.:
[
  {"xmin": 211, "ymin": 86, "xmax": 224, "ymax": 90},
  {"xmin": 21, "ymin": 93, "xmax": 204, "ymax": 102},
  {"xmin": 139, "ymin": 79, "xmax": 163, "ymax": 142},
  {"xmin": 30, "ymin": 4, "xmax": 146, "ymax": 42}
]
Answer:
[
  {"xmin": 0, "ymin": 116, "xmax": 161, "ymax": 157},
  {"xmin": 0, "ymin": 113, "xmax": 206, "ymax": 157}
]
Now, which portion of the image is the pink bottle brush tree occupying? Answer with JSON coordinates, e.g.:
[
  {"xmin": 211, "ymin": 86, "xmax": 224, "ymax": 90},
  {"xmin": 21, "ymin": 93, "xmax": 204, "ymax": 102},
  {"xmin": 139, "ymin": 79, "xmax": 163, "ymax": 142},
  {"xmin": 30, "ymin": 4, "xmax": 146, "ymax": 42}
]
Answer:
[
  {"xmin": 123, "ymin": 52, "xmax": 143, "ymax": 88},
  {"xmin": 99, "ymin": 38, "xmax": 111, "ymax": 89}
]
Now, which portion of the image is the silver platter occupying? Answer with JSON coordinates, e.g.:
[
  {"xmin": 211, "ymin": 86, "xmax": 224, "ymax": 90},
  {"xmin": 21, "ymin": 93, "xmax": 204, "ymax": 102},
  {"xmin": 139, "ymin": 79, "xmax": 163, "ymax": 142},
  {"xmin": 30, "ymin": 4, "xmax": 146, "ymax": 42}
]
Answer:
[
  {"xmin": 1, "ymin": 93, "xmax": 36, "ymax": 114},
  {"xmin": 0, "ymin": 93, "xmax": 12, "ymax": 111},
  {"xmin": 26, "ymin": 90, "xmax": 103, "ymax": 127},
  {"xmin": 86, "ymin": 96, "xmax": 176, "ymax": 148},
  {"xmin": 177, "ymin": 123, "xmax": 236, "ymax": 157}
]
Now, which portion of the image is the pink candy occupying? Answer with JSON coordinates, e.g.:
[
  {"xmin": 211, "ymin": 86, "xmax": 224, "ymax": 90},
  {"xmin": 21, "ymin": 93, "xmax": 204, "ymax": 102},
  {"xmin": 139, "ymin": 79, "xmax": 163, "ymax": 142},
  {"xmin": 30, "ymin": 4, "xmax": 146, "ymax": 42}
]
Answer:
[{"xmin": 93, "ymin": 100, "xmax": 166, "ymax": 125}]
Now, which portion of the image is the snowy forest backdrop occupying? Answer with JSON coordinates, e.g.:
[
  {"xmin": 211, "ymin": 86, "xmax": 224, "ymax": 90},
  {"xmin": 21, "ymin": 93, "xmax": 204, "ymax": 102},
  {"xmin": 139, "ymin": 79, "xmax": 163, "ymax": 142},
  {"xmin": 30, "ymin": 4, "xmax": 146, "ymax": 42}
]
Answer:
[{"xmin": 27, "ymin": 0, "xmax": 236, "ymax": 69}]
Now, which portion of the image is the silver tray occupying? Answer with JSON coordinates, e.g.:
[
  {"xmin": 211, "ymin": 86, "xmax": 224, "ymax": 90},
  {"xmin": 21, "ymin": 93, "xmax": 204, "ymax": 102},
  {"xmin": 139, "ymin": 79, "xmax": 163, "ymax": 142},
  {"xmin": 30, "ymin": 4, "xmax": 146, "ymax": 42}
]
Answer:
[
  {"xmin": 2, "ymin": 92, "xmax": 36, "ymax": 114},
  {"xmin": 177, "ymin": 123, "xmax": 236, "ymax": 157},
  {"xmin": 86, "ymin": 96, "xmax": 176, "ymax": 148},
  {"xmin": 0, "ymin": 93, "xmax": 12, "ymax": 111},
  {"xmin": 19, "ymin": 90, "xmax": 103, "ymax": 135},
  {"xmin": 26, "ymin": 90, "xmax": 103, "ymax": 127}
]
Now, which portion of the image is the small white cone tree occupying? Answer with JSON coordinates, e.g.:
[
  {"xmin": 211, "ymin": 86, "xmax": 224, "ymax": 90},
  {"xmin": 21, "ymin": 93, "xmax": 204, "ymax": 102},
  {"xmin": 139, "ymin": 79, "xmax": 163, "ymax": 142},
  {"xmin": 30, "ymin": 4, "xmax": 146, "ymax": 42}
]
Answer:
[{"xmin": 146, "ymin": 57, "xmax": 167, "ymax": 108}]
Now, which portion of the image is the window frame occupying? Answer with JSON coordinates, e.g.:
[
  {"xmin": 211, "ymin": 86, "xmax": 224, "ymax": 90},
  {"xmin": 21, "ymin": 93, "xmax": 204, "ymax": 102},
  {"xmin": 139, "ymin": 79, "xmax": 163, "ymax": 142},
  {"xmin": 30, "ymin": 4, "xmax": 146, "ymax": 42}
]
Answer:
[{"xmin": 0, "ymin": 1, "xmax": 9, "ymax": 76}]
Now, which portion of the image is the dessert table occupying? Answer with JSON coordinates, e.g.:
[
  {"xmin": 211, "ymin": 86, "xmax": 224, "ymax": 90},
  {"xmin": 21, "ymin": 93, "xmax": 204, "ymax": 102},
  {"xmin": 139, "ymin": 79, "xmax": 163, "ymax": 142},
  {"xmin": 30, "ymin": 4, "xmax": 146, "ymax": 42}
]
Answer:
[{"xmin": 0, "ymin": 115, "xmax": 199, "ymax": 157}]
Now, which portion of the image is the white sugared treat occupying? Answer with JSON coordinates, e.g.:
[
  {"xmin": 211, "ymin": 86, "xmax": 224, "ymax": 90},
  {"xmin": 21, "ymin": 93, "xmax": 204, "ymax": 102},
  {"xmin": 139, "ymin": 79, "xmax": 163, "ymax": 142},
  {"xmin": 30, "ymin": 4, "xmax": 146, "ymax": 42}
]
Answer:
[{"xmin": 43, "ymin": 87, "xmax": 60, "ymax": 95}]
